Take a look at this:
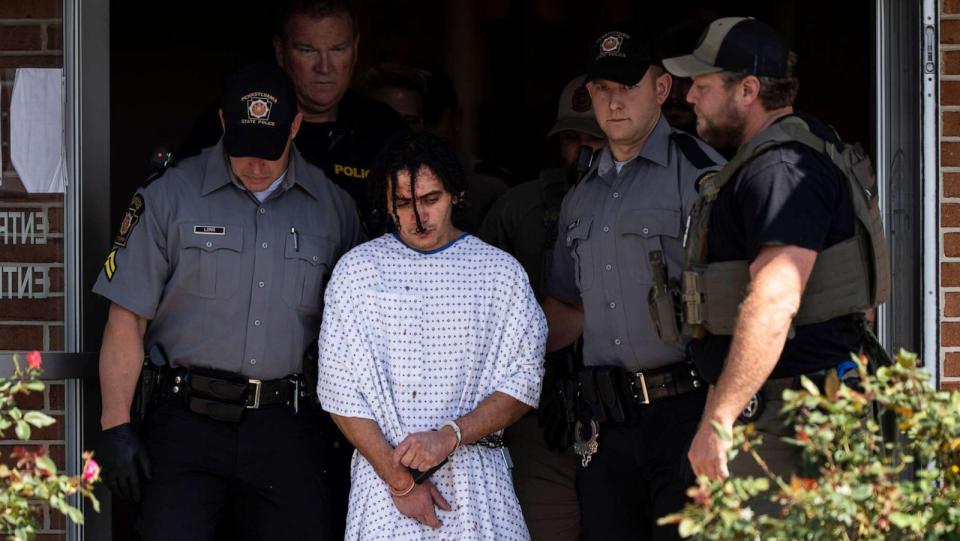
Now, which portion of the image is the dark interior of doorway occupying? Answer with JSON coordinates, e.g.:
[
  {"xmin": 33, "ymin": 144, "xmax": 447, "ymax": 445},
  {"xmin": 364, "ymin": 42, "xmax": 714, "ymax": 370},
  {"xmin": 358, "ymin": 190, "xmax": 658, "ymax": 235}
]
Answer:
[
  {"xmin": 107, "ymin": 0, "xmax": 871, "ymax": 538},
  {"xmin": 110, "ymin": 0, "xmax": 871, "ymax": 234}
]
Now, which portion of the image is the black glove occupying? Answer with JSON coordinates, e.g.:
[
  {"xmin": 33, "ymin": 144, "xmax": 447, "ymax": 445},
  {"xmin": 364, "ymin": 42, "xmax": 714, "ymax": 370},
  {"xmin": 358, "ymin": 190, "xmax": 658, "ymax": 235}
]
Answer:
[
  {"xmin": 97, "ymin": 423, "xmax": 152, "ymax": 502},
  {"xmin": 538, "ymin": 355, "xmax": 578, "ymax": 452}
]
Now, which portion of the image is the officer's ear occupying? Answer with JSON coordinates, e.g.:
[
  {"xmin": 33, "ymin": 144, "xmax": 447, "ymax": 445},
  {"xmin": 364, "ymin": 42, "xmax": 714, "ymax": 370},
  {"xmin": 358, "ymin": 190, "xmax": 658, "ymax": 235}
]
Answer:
[
  {"xmin": 289, "ymin": 112, "xmax": 304, "ymax": 140},
  {"xmin": 654, "ymin": 70, "xmax": 672, "ymax": 106},
  {"xmin": 218, "ymin": 109, "xmax": 225, "ymax": 131},
  {"xmin": 738, "ymin": 75, "xmax": 762, "ymax": 106}
]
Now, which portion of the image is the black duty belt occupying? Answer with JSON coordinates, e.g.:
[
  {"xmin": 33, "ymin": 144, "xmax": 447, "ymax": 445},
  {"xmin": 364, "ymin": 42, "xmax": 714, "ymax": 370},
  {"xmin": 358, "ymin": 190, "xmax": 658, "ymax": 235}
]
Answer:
[
  {"xmin": 577, "ymin": 362, "xmax": 704, "ymax": 426},
  {"xmin": 164, "ymin": 366, "xmax": 300, "ymax": 422}
]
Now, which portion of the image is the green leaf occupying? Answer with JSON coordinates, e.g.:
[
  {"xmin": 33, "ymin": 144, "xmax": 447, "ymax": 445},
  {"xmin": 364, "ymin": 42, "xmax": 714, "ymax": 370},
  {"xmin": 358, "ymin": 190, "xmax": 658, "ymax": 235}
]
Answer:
[
  {"xmin": 850, "ymin": 485, "xmax": 872, "ymax": 501},
  {"xmin": 709, "ymin": 420, "xmax": 732, "ymax": 441},
  {"xmin": 678, "ymin": 517, "xmax": 702, "ymax": 538},
  {"xmin": 14, "ymin": 421, "xmax": 30, "ymax": 441},
  {"xmin": 889, "ymin": 511, "xmax": 922, "ymax": 531},
  {"xmin": 35, "ymin": 455, "xmax": 56, "ymax": 475},
  {"xmin": 799, "ymin": 376, "xmax": 821, "ymax": 397},
  {"xmin": 24, "ymin": 381, "xmax": 44, "ymax": 392},
  {"xmin": 63, "ymin": 505, "xmax": 84, "ymax": 525},
  {"xmin": 23, "ymin": 411, "xmax": 54, "ymax": 428}
]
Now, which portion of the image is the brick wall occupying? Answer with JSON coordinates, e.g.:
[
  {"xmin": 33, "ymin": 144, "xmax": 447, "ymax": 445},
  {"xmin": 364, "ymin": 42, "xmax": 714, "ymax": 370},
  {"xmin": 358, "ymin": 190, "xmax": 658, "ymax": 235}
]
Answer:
[
  {"xmin": 0, "ymin": 1, "xmax": 69, "ymax": 539},
  {"xmin": 945, "ymin": 1, "xmax": 960, "ymax": 391}
]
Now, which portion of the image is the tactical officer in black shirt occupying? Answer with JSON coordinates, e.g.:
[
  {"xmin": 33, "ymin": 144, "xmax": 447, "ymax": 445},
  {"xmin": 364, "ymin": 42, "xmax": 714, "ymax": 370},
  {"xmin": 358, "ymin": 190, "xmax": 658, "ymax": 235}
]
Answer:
[{"xmin": 662, "ymin": 17, "xmax": 889, "ymax": 487}]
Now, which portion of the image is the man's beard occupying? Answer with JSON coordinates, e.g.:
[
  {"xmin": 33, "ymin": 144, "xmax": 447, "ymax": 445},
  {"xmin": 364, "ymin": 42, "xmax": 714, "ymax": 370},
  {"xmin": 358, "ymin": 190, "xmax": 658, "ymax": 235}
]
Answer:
[{"xmin": 696, "ymin": 104, "xmax": 745, "ymax": 156}]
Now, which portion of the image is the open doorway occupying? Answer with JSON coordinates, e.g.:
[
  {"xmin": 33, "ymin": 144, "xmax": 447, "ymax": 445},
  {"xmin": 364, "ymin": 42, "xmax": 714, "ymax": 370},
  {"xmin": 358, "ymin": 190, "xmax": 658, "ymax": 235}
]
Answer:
[{"xmin": 101, "ymin": 1, "xmax": 882, "ymax": 539}]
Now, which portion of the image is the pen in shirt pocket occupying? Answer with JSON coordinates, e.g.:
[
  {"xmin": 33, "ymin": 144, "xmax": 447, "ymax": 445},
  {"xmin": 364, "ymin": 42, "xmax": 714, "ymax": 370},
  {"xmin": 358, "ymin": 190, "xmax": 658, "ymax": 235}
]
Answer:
[{"xmin": 290, "ymin": 227, "xmax": 299, "ymax": 251}]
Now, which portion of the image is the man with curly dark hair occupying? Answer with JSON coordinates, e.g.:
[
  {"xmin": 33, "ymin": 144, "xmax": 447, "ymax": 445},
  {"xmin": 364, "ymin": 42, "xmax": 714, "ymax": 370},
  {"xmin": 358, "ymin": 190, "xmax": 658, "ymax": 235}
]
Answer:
[{"xmin": 317, "ymin": 131, "xmax": 546, "ymax": 539}]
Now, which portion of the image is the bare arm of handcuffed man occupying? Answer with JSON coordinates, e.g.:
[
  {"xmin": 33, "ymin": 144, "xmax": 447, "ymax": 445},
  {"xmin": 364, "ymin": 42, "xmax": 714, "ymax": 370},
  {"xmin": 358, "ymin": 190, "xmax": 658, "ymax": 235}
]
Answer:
[
  {"xmin": 392, "ymin": 391, "xmax": 531, "ymax": 471},
  {"xmin": 330, "ymin": 414, "xmax": 451, "ymax": 528},
  {"xmin": 687, "ymin": 244, "xmax": 817, "ymax": 480},
  {"xmin": 542, "ymin": 296, "xmax": 584, "ymax": 352},
  {"xmin": 100, "ymin": 303, "xmax": 149, "ymax": 429}
]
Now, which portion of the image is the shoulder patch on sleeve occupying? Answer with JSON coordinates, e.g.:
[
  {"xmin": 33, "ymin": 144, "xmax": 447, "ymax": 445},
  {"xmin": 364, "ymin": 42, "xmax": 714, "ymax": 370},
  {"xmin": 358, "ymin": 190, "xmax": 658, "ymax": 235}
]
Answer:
[
  {"xmin": 671, "ymin": 132, "xmax": 718, "ymax": 169},
  {"xmin": 114, "ymin": 194, "xmax": 145, "ymax": 248}
]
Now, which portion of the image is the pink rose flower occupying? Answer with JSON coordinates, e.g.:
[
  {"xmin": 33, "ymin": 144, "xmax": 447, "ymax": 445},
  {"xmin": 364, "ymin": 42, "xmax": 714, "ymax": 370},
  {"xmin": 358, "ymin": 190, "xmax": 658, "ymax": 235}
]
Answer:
[
  {"xmin": 27, "ymin": 351, "xmax": 42, "ymax": 371},
  {"xmin": 82, "ymin": 458, "xmax": 100, "ymax": 482}
]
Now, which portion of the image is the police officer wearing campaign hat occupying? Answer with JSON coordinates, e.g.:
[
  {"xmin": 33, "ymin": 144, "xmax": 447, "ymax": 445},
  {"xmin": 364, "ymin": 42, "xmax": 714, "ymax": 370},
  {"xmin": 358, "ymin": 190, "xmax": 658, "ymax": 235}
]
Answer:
[
  {"xmin": 662, "ymin": 17, "xmax": 889, "ymax": 489},
  {"xmin": 94, "ymin": 63, "xmax": 363, "ymax": 540},
  {"xmin": 542, "ymin": 28, "xmax": 725, "ymax": 540}
]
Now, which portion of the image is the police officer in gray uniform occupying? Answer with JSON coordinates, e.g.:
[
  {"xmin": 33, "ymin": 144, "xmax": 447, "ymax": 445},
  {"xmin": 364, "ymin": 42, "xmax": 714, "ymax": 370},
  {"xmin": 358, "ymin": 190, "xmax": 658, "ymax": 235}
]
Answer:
[
  {"xmin": 94, "ymin": 64, "xmax": 363, "ymax": 540},
  {"xmin": 543, "ymin": 29, "xmax": 724, "ymax": 541}
]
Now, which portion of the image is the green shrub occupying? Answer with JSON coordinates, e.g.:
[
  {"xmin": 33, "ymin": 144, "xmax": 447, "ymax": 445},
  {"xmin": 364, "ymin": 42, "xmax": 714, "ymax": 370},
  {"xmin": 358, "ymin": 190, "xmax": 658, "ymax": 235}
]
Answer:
[
  {"xmin": 660, "ymin": 350, "xmax": 960, "ymax": 541},
  {"xmin": 0, "ymin": 352, "xmax": 100, "ymax": 540}
]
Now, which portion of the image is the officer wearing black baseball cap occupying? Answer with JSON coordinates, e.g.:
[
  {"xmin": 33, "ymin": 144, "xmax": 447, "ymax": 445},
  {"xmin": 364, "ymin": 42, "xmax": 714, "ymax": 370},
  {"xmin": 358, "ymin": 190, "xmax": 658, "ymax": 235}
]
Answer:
[
  {"xmin": 94, "ymin": 62, "xmax": 363, "ymax": 540},
  {"xmin": 220, "ymin": 63, "xmax": 300, "ymax": 161},
  {"xmin": 542, "ymin": 26, "xmax": 724, "ymax": 541},
  {"xmin": 662, "ymin": 17, "xmax": 888, "ymax": 515},
  {"xmin": 585, "ymin": 29, "xmax": 656, "ymax": 86}
]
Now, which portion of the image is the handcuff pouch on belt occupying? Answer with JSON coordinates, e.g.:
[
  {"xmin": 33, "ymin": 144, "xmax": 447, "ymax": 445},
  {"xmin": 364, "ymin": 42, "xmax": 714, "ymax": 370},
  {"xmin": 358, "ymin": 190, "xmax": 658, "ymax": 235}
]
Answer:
[
  {"xmin": 170, "ymin": 366, "xmax": 299, "ymax": 423},
  {"xmin": 178, "ymin": 367, "xmax": 252, "ymax": 423}
]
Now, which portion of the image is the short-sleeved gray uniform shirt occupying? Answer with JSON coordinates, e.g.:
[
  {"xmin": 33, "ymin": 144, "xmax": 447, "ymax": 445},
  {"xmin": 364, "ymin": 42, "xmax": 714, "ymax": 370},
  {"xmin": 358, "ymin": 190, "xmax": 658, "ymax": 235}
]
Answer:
[
  {"xmin": 546, "ymin": 117, "xmax": 724, "ymax": 371},
  {"xmin": 93, "ymin": 141, "xmax": 364, "ymax": 379}
]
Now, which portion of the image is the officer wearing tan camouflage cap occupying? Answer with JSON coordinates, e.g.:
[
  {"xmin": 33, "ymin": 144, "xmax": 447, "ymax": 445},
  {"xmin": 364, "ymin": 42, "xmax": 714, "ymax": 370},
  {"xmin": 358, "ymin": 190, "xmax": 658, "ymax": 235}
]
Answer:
[{"xmin": 479, "ymin": 74, "xmax": 604, "ymax": 540}]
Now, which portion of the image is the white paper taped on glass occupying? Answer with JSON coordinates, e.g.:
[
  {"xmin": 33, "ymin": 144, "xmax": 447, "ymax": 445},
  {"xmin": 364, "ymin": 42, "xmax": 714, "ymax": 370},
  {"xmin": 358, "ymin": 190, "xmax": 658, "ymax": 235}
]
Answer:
[{"xmin": 11, "ymin": 68, "xmax": 65, "ymax": 193}]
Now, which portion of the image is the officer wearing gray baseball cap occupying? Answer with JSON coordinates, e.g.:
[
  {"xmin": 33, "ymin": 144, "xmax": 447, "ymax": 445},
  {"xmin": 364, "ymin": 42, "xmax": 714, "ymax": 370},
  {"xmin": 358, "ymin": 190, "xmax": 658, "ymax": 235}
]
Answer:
[{"xmin": 662, "ymin": 17, "xmax": 888, "ymax": 505}]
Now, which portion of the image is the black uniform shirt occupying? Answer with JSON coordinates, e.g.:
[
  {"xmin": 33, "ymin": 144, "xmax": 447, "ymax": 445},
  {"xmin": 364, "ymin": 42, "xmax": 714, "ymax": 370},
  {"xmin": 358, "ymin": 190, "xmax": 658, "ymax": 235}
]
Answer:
[
  {"xmin": 292, "ymin": 91, "xmax": 406, "ymax": 233},
  {"xmin": 689, "ymin": 113, "xmax": 860, "ymax": 384}
]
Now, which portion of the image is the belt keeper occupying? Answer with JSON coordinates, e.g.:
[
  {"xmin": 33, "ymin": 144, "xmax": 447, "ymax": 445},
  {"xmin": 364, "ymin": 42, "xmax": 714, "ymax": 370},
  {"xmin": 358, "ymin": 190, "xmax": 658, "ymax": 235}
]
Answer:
[
  {"xmin": 246, "ymin": 379, "xmax": 262, "ymax": 409},
  {"xmin": 635, "ymin": 372, "xmax": 650, "ymax": 404}
]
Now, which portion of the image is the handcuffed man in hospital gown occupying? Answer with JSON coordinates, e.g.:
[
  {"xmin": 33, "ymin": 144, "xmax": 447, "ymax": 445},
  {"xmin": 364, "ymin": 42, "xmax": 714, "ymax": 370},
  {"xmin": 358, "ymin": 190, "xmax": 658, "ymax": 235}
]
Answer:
[{"xmin": 317, "ymin": 130, "xmax": 546, "ymax": 540}]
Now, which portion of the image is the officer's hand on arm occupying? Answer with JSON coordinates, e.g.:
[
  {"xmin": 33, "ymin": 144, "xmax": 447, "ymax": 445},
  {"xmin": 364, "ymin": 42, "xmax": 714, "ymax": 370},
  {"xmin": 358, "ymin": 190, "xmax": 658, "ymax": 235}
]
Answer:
[
  {"xmin": 97, "ymin": 303, "xmax": 152, "ymax": 500},
  {"xmin": 542, "ymin": 296, "xmax": 584, "ymax": 352},
  {"xmin": 687, "ymin": 245, "xmax": 816, "ymax": 480}
]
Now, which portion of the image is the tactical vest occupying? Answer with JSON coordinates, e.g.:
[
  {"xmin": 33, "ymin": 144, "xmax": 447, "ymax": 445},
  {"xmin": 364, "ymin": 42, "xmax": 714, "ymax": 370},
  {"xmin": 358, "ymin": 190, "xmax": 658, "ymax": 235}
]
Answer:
[{"xmin": 679, "ymin": 116, "xmax": 890, "ymax": 338}]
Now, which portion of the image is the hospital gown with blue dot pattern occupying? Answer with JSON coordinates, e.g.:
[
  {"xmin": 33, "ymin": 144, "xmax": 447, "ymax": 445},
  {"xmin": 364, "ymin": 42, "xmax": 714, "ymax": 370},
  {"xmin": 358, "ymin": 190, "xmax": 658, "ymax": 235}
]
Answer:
[{"xmin": 318, "ymin": 233, "xmax": 546, "ymax": 540}]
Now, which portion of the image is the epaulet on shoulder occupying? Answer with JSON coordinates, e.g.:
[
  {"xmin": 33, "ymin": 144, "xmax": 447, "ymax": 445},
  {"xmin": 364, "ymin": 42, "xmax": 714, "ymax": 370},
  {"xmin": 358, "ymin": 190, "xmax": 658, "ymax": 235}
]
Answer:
[
  {"xmin": 142, "ymin": 147, "xmax": 176, "ymax": 188},
  {"xmin": 671, "ymin": 131, "xmax": 718, "ymax": 169},
  {"xmin": 574, "ymin": 148, "xmax": 603, "ymax": 186}
]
